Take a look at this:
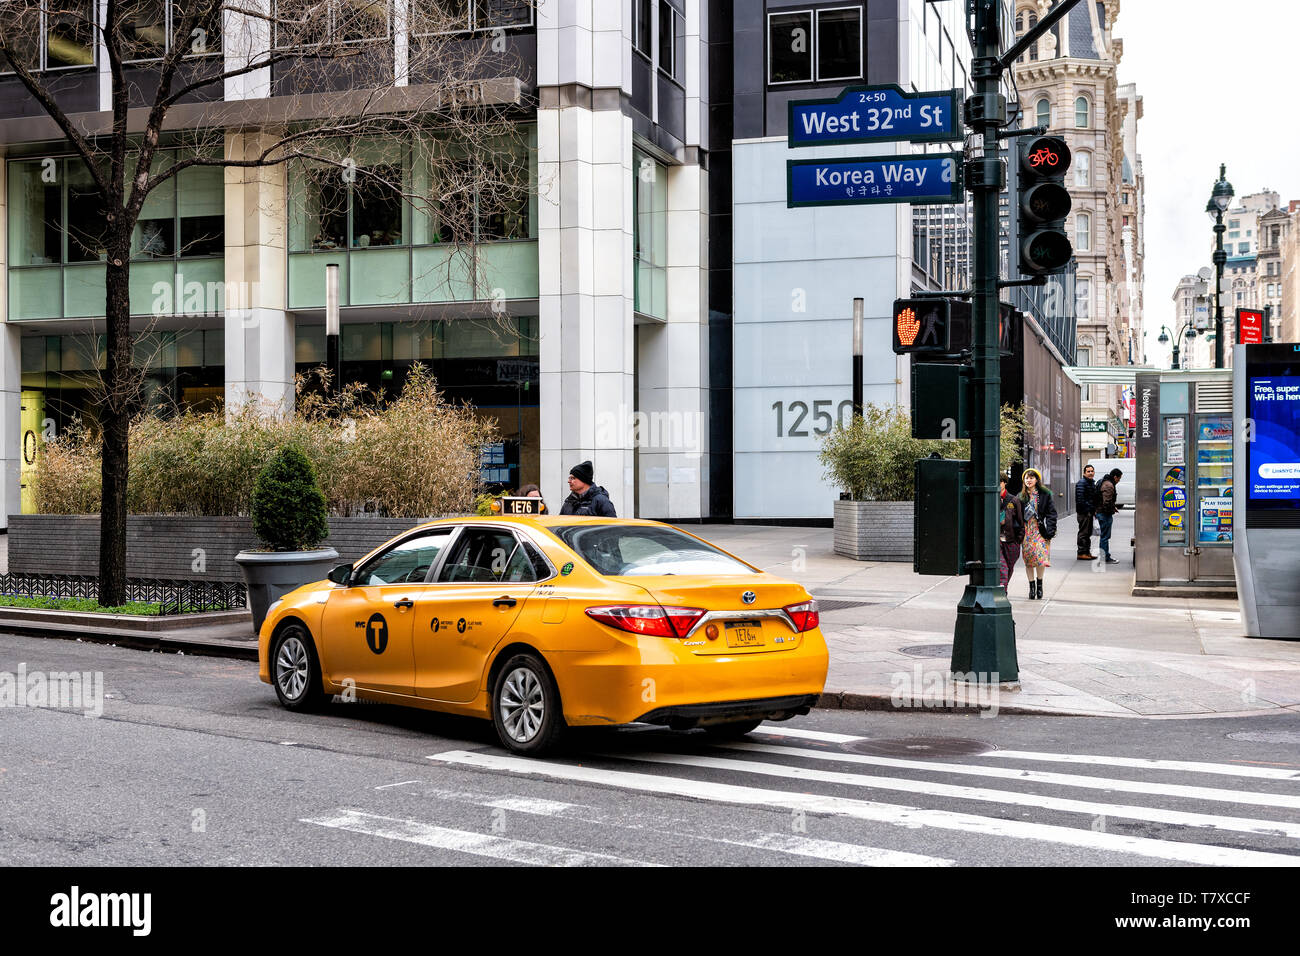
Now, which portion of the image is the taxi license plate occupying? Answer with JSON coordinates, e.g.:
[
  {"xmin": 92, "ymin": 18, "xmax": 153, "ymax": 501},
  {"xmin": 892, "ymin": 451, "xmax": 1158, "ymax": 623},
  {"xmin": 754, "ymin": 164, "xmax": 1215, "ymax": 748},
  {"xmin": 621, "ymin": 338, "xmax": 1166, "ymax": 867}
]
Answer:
[{"xmin": 725, "ymin": 621, "xmax": 764, "ymax": 648}]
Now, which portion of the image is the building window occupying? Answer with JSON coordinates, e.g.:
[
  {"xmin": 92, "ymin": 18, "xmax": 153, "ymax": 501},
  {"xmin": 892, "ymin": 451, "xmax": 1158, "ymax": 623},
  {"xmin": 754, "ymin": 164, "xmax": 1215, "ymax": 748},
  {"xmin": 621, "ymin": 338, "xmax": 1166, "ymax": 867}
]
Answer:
[
  {"xmin": 1015, "ymin": 9, "xmax": 1039, "ymax": 62},
  {"xmin": 1238, "ymin": 243, "xmax": 1250, "ymax": 255},
  {"xmin": 412, "ymin": 0, "xmax": 531, "ymax": 34},
  {"xmin": 8, "ymin": 151, "xmax": 223, "ymax": 265},
  {"xmin": 768, "ymin": 7, "xmax": 863, "ymax": 85},
  {"xmin": 1035, "ymin": 97, "xmax": 1050, "ymax": 128},
  {"xmin": 1228, "ymin": 231, "xmax": 1239, "ymax": 239},
  {"xmin": 0, "ymin": 0, "xmax": 98, "ymax": 71},
  {"xmin": 1075, "ymin": 95, "xmax": 1090, "ymax": 128},
  {"xmin": 1122, "ymin": 215, "xmax": 1129, "ymax": 226},
  {"xmin": 816, "ymin": 7, "xmax": 863, "ymax": 81},
  {"xmin": 1229, "ymin": 219, "xmax": 1239, "ymax": 229},
  {"xmin": 1076, "ymin": 277, "xmax": 1091, "ymax": 321},
  {"xmin": 1121, "ymin": 192, "xmax": 1129, "ymax": 205},
  {"xmin": 289, "ymin": 131, "xmax": 534, "ymax": 252},
  {"xmin": 1075, "ymin": 212, "xmax": 1091, "ymax": 252},
  {"xmin": 633, "ymin": 148, "xmax": 667, "ymax": 319},
  {"xmin": 279, "ymin": 0, "xmax": 392, "ymax": 47},
  {"xmin": 1074, "ymin": 151, "xmax": 1091, "ymax": 187},
  {"xmin": 1077, "ymin": 346, "xmax": 1091, "ymax": 401},
  {"xmin": 658, "ymin": 0, "xmax": 684, "ymax": 83},
  {"xmin": 633, "ymin": 0, "xmax": 652, "ymax": 57}
]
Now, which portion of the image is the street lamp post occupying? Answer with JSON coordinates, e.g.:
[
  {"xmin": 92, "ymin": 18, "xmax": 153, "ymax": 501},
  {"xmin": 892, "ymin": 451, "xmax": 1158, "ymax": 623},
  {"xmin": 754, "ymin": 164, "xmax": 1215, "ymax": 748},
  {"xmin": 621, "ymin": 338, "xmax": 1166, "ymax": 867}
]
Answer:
[
  {"xmin": 1157, "ymin": 322, "xmax": 1198, "ymax": 371},
  {"xmin": 1206, "ymin": 165, "xmax": 1234, "ymax": 369}
]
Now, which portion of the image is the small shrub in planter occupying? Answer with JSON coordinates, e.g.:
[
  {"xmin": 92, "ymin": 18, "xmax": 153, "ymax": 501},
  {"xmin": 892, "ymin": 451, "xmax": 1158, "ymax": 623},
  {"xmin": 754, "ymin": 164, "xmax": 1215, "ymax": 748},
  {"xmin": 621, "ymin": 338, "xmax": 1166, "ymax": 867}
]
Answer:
[
  {"xmin": 252, "ymin": 445, "xmax": 330, "ymax": 552},
  {"xmin": 237, "ymin": 446, "xmax": 339, "ymax": 632}
]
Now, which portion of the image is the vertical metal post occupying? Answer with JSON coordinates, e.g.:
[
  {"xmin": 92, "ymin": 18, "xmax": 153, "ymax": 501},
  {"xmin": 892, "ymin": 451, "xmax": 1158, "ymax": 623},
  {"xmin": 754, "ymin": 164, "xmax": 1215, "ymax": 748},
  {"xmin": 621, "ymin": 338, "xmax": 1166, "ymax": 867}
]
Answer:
[
  {"xmin": 1213, "ymin": 209, "xmax": 1227, "ymax": 368},
  {"xmin": 852, "ymin": 297, "xmax": 864, "ymax": 417},
  {"xmin": 951, "ymin": 0, "xmax": 1018, "ymax": 683},
  {"xmin": 1264, "ymin": 304, "xmax": 1273, "ymax": 344},
  {"xmin": 325, "ymin": 263, "xmax": 341, "ymax": 403}
]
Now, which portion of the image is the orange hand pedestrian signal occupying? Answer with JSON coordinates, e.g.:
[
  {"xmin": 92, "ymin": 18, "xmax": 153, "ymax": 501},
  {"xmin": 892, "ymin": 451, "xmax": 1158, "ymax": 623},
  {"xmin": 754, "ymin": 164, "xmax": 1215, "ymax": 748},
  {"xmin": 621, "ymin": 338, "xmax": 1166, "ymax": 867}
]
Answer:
[
  {"xmin": 896, "ymin": 307, "xmax": 920, "ymax": 346},
  {"xmin": 892, "ymin": 299, "xmax": 951, "ymax": 354}
]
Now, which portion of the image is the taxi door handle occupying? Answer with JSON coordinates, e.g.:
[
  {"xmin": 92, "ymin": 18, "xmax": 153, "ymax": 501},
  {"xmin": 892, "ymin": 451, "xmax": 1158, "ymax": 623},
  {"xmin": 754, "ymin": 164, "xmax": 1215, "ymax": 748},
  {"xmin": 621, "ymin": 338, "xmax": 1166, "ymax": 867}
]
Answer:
[
  {"xmin": 492, "ymin": 596, "xmax": 517, "ymax": 608},
  {"xmin": 394, "ymin": 599, "xmax": 414, "ymax": 610}
]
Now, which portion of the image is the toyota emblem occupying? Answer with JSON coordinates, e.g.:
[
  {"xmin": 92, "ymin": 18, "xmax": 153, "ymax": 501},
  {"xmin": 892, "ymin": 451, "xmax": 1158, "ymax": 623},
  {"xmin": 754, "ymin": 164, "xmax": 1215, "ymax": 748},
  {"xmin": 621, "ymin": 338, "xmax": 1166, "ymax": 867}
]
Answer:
[{"xmin": 741, "ymin": 591, "xmax": 757, "ymax": 605}]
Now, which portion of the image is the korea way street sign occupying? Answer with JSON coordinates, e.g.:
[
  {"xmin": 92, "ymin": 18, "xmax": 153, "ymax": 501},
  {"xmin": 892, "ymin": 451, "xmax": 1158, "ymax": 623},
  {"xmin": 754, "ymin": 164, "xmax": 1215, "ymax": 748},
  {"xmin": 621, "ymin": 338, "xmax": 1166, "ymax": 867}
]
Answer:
[
  {"xmin": 788, "ymin": 85, "xmax": 961, "ymax": 147},
  {"xmin": 787, "ymin": 154, "xmax": 962, "ymax": 208}
]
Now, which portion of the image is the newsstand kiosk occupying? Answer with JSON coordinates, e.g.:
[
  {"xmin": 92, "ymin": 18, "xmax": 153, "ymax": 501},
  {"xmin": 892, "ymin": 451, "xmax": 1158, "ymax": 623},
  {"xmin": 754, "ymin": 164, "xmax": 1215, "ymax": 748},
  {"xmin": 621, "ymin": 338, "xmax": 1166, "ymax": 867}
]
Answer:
[
  {"xmin": 1232, "ymin": 343, "xmax": 1300, "ymax": 639},
  {"xmin": 1134, "ymin": 368, "xmax": 1236, "ymax": 589}
]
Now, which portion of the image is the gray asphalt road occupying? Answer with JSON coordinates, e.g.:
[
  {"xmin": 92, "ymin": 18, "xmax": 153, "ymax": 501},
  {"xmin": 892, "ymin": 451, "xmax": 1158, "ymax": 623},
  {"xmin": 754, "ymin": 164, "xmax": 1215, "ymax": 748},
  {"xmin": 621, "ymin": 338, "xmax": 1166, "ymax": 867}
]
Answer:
[{"xmin": 2, "ymin": 632, "xmax": 1299, "ymax": 867}]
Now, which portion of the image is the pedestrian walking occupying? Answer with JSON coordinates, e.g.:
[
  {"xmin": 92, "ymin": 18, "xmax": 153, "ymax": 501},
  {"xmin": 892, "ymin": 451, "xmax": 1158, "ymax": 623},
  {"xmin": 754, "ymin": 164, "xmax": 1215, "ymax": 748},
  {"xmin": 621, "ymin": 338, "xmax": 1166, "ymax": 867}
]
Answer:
[
  {"xmin": 1019, "ymin": 468, "xmax": 1057, "ymax": 600},
  {"xmin": 1097, "ymin": 468, "xmax": 1123, "ymax": 564},
  {"xmin": 1074, "ymin": 464, "xmax": 1098, "ymax": 560},
  {"xmin": 999, "ymin": 473, "xmax": 1026, "ymax": 589},
  {"xmin": 559, "ymin": 460, "xmax": 618, "ymax": 517}
]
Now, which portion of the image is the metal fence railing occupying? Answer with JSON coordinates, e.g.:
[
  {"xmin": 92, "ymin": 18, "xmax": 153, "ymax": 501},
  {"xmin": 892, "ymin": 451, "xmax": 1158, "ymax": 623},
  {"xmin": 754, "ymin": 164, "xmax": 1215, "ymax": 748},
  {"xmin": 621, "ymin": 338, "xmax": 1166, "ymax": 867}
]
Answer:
[{"xmin": 0, "ymin": 573, "xmax": 247, "ymax": 616}]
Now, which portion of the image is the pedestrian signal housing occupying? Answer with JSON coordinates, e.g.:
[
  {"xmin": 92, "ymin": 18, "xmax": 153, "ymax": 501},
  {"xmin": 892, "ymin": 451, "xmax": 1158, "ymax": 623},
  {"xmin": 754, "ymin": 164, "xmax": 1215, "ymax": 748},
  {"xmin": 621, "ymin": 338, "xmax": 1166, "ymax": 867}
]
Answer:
[
  {"xmin": 1017, "ymin": 135, "xmax": 1073, "ymax": 275},
  {"xmin": 892, "ymin": 299, "xmax": 952, "ymax": 354}
]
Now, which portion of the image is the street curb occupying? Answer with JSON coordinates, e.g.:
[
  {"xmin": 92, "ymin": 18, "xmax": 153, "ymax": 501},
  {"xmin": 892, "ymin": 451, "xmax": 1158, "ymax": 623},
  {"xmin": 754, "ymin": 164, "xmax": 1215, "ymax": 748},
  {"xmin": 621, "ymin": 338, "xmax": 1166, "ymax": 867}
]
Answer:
[
  {"xmin": 0, "ymin": 622, "xmax": 258, "ymax": 661},
  {"xmin": 814, "ymin": 690, "xmax": 1103, "ymax": 717}
]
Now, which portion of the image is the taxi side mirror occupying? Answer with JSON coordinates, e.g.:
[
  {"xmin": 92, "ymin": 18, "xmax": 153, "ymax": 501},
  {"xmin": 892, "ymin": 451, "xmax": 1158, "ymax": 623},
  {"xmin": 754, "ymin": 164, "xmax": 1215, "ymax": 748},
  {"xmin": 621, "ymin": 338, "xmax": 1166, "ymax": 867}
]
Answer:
[{"xmin": 328, "ymin": 563, "xmax": 354, "ymax": 586}]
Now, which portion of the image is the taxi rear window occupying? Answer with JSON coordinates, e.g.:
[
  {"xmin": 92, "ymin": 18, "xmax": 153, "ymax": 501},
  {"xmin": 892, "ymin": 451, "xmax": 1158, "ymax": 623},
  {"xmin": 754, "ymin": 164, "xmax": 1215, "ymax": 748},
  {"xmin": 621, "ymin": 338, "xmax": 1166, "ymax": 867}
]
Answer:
[{"xmin": 551, "ymin": 525, "xmax": 756, "ymax": 576}]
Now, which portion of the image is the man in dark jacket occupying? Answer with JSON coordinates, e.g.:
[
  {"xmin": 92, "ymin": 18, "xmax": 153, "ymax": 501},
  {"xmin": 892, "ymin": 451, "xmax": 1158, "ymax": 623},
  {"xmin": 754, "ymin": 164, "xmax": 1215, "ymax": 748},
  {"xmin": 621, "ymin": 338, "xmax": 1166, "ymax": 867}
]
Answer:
[
  {"xmin": 1074, "ymin": 464, "xmax": 1098, "ymax": 560},
  {"xmin": 1096, "ymin": 468, "xmax": 1122, "ymax": 564},
  {"xmin": 559, "ymin": 460, "xmax": 617, "ymax": 517}
]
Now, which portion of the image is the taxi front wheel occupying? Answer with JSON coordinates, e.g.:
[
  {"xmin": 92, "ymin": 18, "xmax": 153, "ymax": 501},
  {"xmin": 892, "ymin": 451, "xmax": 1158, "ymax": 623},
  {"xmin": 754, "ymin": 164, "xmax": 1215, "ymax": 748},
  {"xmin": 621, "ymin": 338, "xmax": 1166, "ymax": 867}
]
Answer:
[
  {"xmin": 492, "ymin": 652, "xmax": 565, "ymax": 756},
  {"xmin": 271, "ymin": 623, "xmax": 327, "ymax": 712}
]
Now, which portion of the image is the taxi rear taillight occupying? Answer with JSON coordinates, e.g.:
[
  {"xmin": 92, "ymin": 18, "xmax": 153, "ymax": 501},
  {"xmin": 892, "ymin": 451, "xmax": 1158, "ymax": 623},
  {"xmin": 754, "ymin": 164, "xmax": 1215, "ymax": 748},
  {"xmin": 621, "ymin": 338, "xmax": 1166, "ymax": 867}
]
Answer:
[
  {"xmin": 585, "ymin": 605, "xmax": 706, "ymax": 639},
  {"xmin": 783, "ymin": 600, "xmax": 820, "ymax": 632}
]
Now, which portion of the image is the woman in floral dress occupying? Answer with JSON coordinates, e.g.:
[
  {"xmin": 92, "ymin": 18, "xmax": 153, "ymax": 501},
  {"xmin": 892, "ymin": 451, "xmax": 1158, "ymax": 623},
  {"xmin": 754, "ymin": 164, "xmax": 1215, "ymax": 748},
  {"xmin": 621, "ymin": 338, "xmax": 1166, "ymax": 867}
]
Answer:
[{"xmin": 1019, "ymin": 468, "xmax": 1058, "ymax": 600}]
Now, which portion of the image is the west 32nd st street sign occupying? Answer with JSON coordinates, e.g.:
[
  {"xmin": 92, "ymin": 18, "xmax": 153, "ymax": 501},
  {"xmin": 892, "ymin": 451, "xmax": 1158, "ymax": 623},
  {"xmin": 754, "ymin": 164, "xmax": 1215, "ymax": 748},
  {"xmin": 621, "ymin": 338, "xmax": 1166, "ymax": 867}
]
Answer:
[{"xmin": 788, "ymin": 85, "xmax": 961, "ymax": 146}]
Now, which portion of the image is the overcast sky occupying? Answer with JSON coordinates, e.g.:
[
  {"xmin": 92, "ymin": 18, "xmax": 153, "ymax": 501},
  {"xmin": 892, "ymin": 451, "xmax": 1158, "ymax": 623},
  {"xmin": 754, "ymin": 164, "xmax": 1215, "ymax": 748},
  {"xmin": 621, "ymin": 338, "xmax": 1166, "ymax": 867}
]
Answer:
[{"xmin": 1116, "ymin": 2, "xmax": 1300, "ymax": 362}]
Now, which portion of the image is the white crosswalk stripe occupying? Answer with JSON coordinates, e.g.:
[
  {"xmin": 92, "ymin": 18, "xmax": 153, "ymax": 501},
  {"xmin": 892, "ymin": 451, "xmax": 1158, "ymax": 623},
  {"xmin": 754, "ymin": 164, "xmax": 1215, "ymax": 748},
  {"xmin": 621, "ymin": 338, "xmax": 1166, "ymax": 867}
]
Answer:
[
  {"xmin": 725, "ymin": 741, "xmax": 1300, "ymax": 810},
  {"xmin": 981, "ymin": 749, "xmax": 1300, "ymax": 781},
  {"xmin": 301, "ymin": 809, "xmax": 662, "ymax": 866},
  {"xmin": 621, "ymin": 749, "xmax": 1300, "ymax": 839},
  {"xmin": 429, "ymin": 749, "xmax": 1300, "ymax": 867},
  {"xmin": 393, "ymin": 781, "xmax": 954, "ymax": 867}
]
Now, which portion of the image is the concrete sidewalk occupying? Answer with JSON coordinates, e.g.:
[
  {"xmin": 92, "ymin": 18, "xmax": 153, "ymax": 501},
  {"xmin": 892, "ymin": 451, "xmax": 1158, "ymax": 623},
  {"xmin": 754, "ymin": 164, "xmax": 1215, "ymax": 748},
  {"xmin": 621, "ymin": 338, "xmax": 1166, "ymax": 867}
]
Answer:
[
  {"xmin": 3, "ymin": 513, "xmax": 1298, "ymax": 717},
  {"xmin": 701, "ymin": 512, "xmax": 1300, "ymax": 718}
]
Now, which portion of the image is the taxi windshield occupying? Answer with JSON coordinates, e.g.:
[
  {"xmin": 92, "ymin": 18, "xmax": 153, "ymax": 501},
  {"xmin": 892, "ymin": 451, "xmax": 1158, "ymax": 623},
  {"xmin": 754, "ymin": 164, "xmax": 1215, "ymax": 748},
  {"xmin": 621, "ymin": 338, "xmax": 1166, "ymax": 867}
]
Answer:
[{"xmin": 551, "ymin": 525, "xmax": 756, "ymax": 577}]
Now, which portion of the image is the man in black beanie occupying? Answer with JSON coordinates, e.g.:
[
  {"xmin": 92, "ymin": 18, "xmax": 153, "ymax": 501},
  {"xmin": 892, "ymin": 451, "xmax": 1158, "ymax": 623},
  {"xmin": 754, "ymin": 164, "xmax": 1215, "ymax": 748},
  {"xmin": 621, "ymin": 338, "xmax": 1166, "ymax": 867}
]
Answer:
[{"xmin": 560, "ymin": 460, "xmax": 617, "ymax": 516}]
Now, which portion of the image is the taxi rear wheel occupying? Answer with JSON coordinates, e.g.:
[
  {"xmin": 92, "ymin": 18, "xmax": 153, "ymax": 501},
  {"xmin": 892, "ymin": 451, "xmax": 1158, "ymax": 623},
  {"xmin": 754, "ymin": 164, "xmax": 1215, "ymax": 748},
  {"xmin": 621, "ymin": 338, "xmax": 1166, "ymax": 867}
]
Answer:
[
  {"xmin": 701, "ymin": 719, "xmax": 763, "ymax": 740},
  {"xmin": 492, "ymin": 652, "xmax": 565, "ymax": 756},
  {"xmin": 271, "ymin": 623, "xmax": 327, "ymax": 712}
]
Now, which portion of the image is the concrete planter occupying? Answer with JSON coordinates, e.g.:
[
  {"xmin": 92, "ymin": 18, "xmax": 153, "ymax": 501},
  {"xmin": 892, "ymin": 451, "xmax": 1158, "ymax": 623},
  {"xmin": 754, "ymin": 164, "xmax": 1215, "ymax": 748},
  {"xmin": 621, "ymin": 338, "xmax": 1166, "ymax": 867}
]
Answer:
[
  {"xmin": 833, "ymin": 499, "xmax": 914, "ymax": 562},
  {"xmin": 235, "ymin": 548, "xmax": 341, "ymax": 633}
]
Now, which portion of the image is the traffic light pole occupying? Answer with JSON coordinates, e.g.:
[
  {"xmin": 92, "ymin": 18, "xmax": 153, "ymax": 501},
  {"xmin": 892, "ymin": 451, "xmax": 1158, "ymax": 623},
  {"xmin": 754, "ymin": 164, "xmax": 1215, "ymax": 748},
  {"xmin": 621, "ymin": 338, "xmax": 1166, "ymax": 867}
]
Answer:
[{"xmin": 951, "ymin": 1, "xmax": 1017, "ymax": 682}]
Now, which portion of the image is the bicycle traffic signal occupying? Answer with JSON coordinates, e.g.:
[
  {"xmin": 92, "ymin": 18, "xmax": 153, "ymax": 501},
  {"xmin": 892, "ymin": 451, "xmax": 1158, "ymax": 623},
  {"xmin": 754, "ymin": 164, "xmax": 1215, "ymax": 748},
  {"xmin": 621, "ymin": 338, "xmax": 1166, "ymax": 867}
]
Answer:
[{"xmin": 1016, "ymin": 135, "xmax": 1073, "ymax": 275}]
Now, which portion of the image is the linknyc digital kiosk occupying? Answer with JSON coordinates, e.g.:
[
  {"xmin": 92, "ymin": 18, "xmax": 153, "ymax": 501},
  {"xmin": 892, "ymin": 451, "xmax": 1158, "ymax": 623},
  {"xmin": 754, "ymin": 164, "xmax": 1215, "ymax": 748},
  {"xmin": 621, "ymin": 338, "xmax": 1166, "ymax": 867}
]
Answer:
[
  {"xmin": 1134, "ymin": 368, "xmax": 1235, "ymax": 590},
  {"xmin": 1233, "ymin": 343, "xmax": 1300, "ymax": 639}
]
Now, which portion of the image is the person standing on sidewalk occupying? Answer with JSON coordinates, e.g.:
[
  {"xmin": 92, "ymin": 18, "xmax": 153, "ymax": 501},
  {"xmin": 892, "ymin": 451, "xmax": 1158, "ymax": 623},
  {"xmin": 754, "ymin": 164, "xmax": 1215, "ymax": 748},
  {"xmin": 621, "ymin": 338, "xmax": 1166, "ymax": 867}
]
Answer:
[
  {"xmin": 1096, "ymin": 468, "xmax": 1123, "ymax": 564},
  {"xmin": 999, "ymin": 473, "xmax": 1026, "ymax": 589},
  {"xmin": 1074, "ymin": 464, "xmax": 1098, "ymax": 560},
  {"xmin": 1019, "ymin": 468, "xmax": 1057, "ymax": 600}
]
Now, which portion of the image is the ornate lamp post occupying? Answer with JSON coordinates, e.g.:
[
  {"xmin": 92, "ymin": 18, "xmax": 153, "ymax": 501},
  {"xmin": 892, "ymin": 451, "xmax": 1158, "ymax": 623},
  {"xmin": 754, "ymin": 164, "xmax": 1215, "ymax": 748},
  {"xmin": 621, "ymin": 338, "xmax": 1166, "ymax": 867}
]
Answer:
[
  {"xmin": 1157, "ymin": 322, "xmax": 1198, "ymax": 371},
  {"xmin": 1205, "ymin": 165, "xmax": 1234, "ymax": 368}
]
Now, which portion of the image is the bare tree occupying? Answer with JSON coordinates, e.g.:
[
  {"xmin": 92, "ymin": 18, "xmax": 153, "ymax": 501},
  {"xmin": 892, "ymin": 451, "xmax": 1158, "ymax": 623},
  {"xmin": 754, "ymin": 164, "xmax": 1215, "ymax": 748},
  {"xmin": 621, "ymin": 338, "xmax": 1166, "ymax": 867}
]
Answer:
[{"xmin": 0, "ymin": 0, "xmax": 534, "ymax": 604}]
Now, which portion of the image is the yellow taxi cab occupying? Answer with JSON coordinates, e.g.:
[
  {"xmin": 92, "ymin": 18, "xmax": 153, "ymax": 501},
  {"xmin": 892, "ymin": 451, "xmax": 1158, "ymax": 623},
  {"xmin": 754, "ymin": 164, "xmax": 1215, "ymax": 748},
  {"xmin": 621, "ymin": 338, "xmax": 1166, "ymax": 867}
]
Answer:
[{"xmin": 257, "ymin": 516, "xmax": 829, "ymax": 755}]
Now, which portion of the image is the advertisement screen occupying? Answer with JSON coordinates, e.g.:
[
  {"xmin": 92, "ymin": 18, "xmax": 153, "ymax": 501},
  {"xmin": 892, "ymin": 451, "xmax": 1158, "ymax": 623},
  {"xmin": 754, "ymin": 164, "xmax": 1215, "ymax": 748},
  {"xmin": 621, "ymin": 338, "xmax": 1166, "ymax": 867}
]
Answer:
[{"xmin": 1248, "ymin": 376, "xmax": 1300, "ymax": 502}]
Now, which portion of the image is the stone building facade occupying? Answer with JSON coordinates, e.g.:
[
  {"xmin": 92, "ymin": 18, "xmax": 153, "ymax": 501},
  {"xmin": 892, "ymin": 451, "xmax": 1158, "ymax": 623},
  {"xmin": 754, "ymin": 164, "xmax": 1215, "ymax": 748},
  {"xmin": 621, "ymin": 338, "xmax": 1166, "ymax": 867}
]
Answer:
[{"xmin": 1012, "ymin": 0, "xmax": 1137, "ymax": 434}]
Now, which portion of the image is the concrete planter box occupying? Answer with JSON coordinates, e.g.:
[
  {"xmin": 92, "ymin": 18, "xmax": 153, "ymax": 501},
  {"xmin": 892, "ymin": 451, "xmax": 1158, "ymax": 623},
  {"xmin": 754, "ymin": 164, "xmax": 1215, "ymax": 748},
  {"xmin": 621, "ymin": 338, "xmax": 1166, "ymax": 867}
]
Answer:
[
  {"xmin": 833, "ymin": 500, "xmax": 914, "ymax": 562},
  {"xmin": 236, "ymin": 548, "xmax": 341, "ymax": 633},
  {"xmin": 7, "ymin": 515, "xmax": 438, "ymax": 582}
]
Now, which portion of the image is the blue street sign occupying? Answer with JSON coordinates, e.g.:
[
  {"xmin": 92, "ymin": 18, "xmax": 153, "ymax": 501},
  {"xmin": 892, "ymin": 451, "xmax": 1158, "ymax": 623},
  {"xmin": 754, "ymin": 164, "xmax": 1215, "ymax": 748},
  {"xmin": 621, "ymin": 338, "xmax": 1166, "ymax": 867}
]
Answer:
[
  {"xmin": 786, "ymin": 154, "xmax": 963, "ymax": 208},
  {"xmin": 788, "ymin": 85, "xmax": 961, "ymax": 147}
]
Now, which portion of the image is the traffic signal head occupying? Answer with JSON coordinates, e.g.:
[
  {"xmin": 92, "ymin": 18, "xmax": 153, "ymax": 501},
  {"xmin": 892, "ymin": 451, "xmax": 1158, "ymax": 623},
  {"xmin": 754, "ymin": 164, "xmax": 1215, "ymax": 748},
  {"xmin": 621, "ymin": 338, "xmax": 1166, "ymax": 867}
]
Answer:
[
  {"xmin": 892, "ymin": 299, "xmax": 952, "ymax": 354},
  {"xmin": 1017, "ymin": 135, "xmax": 1074, "ymax": 275}
]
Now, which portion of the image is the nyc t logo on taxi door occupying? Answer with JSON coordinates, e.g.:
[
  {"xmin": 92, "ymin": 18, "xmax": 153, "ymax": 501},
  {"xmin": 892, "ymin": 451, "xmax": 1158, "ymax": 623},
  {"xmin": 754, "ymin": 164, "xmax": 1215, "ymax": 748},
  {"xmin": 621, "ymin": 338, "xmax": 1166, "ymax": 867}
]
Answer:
[{"xmin": 365, "ymin": 613, "xmax": 388, "ymax": 654}]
